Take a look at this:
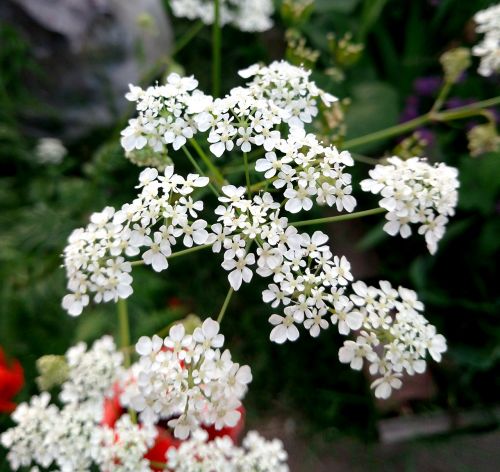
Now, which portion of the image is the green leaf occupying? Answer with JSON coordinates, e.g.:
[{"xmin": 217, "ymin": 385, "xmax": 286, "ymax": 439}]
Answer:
[
  {"xmin": 458, "ymin": 152, "xmax": 500, "ymax": 215},
  {"xmin": 344, "ymin": 81, "xmax": 399, "ymax": 152},
  {"xmin": 314, "ymin": 0, "xmax": 361, "ymax": 14}
]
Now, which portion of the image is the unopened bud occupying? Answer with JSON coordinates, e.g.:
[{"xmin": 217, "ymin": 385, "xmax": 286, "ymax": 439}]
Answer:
[
  {"xmin": 36, "ymin": 355, "xmax": 69, "ymax": 391},
  {"xmin": 440, "ymin": 47, "xmax": 471, "ymax": 83}
]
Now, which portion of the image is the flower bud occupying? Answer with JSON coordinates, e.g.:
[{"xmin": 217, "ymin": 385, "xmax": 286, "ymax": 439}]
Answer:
[
  {"xmin": 467, "ymin": 122, "xmax": 500, "ymax": 157},
  {"xmin": 36, "ymin": 355, "xmax": 69, "ymax": 391},
  {"xmin": 440, "ymin": 47, "xmax": 471, "ymax": 83}
]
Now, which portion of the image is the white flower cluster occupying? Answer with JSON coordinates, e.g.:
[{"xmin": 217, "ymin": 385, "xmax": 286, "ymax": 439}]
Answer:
[
  {"xmin": 1, "ymin": 395, "xmax": 154, "ymax": 472},
  {"xmin": 60, "ymin": 335, "xmax": 123, "ymax": 407},
  {"xmin": 239, "ymin": 60, "xmax": 337, "ymax": 127},
  {"xmin": 91, "ymin": 415, "xmax": 157, "ymax": 472},
  {"xmin": 62, "ymin": 166, "xmax": 209, "ymax": 316},
  {"xmin": 473, "ymin": 3, "xmax": 500, "ymax": 77},
  {"xmin": 129, "ymin": 319, "xmax": 252, "ymax": 439},
  {"xmin": 212, "ymin": 185, "xmax": 356, "ymax": 342},
  {"xmin": 166, "ymin": 429, "xmax": 289, "ymax": 471},
  {"xmin": 121, "ymin": 61, "xmax": 337, "ymax": 160},
  {"xmin": 338, "ymin": 281, "xmax": 447, "ymax": 399},
  {"xmin": 34, "ymin": 137, "xmax": 67, "ymax": 165},
  {"xmin": 121, "ymin": 73, "xmax": 210, "ymax": 155},
  {"xmin": 255, "ymin": 127, "xmax": 356, "ymax": 213},
  {"xmin": 361, "ymin": 156, "xmax": 459, "ymax": 254},
  {"xmin": 170, "ymin": 0, "xmax": 274, "ymax": 32},
  {"xmin": 1, "ymin": 337, "xmax": 131, "ymax": 471}
]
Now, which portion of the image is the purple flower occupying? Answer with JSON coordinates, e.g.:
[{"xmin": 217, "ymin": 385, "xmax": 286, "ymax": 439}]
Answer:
[
  {"xmin": 400, "ymin": 96, "xmax": 420, "ymax": 122},
  {"xmin": 414, "ymin": 76, "xmax": 441, "ymax": 97}
]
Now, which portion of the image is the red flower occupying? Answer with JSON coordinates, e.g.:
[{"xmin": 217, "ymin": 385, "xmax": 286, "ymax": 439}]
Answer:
[{"xmin": 0, "ymin": 347, "xmax": 24, "ymax": 413}]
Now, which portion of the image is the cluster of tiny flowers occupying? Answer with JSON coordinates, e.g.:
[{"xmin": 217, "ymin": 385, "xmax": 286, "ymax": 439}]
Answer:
[
  {"xmin": 170, "ymin": 0, "xmax": 274, "ymax": 32},
  {"xmin": 239, "ymin": 60, "xmax": 337, "ymax": 128},
  {"xmin": 121, "ymin": 73, "xmax": 210, "ymax": 155},
  {"xmin": 1, "ymin": 337, "xmax": 129, "ymax": 471},
  {"xmin": 129, "ymin": 319, "xmax": 252, "ymax": 439},
  {"xmin": 60, "ymin": 335, "xmax": 123, "ymax": 407},
  {"xmin": 472, "ymin": 3, "xmax": 500, "ymax": 77},
  {"xmin": 62, "ymin": 166, "xmax": 209, "ymax": 315},
  {"xmin": 121, "ymin": 61, "xmax": 337, "ymax": 161},
  {"xmin": 212, "ymin": 185, "xmax": 356, "ymax": 342},
  {"xmin": 360, "ymin": 156, "xmax": 459, "ymax": 254},
  {"xmin": 255, "ymin": 127, "xmax": 356, "ymax": 214},
  {"xmin": 91, "ymin": 415, "xmax": 157, "ymax": 472},
  {"xmin": 34, "ymin": 137, "xmax": 67, "ymax": 165},
  {"xmin": 338, "ymin": 281, "xmax": 447, "ymax": 399},
  {"xmin": 166, "ymin": 429, "xmax": 289, "ymax": 471},
  {"xmin": 0, "ymin": 394, "xmax": 98, "ymax": 471}
]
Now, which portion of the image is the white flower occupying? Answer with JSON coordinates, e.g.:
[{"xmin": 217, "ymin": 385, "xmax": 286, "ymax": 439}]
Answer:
[
  {"xmin": 268, "ymin": 307, "xmax": 302, "ymax": 343},
  {"xmin": 170, "ymin": 0, "xmax": 274, "ymax": 33},
  {"xmin": 34, "ymin": 137, "xmax": 66, "ymax": 164},
  {"xmin": 361, "ymin": 156, "xmax": 459, "ymax": 254},
  {"xmin": 472, "ymin": 4, "xmax": 500, "ymax": 77},
  {"xmin": 130, "ymin": 319, "xmax": 251, "ymax": 439},
  {"xmin": 221, "ymin": 251, "xmax": 255, "ymax": 290}
]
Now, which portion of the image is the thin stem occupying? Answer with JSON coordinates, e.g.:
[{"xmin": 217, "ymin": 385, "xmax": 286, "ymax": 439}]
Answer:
[
  {"xmin": 212, "ymin": 0, "xmax": 221, "ymax": 97},
  {"xmin": 118, "ymin": 299, "xmax": 131, "ymax": 368},
  {"xmin": 129, "ymin": 244, "xmax": 212, "ymax": 266},
  {"xmin": 291, "ymin": 207, "xmax": 386, "ymax": 227},
  {"xmin": 430, "ymin": 80, "xmax": 452, "ymax": 113},
  {"xmin": 172, "ymin": 20, "xmax": 204, "ymax": 56},
  {"xmin": 250, "ymin": 176, "xmax": 276, "ymax": 192},
  {"xmin": 182, "ymin": 146, "xmax": 220, "ymax": 196},
  {"xmin": 168, "ymin": 243, "xmax": 213, "ymax": 260},
  {"xmin": 189, "ymin": 138, "xmax": 226, "ymax": 186},
  {"xmin": 342, "ymin": 96, "xmax": 500, "ymax": 149},
  {"xmin": 149, "ymin": 460, "xmax": 166, "ymax": 470},
  {"xmin": 243, "ymin": 152, "xmax": 251, "ymax": 197},
  {"xmin": 217, "ymin": 286, "xmax": 234, "ymax": 324}
]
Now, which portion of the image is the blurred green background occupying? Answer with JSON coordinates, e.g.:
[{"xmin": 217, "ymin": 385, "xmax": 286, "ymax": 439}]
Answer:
[{"xmin": 1, "ymin": 0, "xmax": 499, "ymax": 469}]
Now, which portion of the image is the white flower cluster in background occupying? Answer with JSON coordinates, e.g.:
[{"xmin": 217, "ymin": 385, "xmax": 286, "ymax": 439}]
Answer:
[
  {"xmin": 338, "ymin": 281, "xmax": 447, "ymax": 399},
  {"xmin": 91, "ymin": 415, "xmax": 157, "ymax": 472},
  {"xmin": 121, "ymin": 61, "xmax": 337, "ymax": 160},
  {"xmin": 472, "ymin": 3, "xmax": 500, "ymax": 77},
  {"xmin": 256, "ymin": 127, "xmax": 356, "ymax": 213},
  {"xmin": 34, "ymin": 137, "xmax": 67, "ymax": 165},
  {"xmin": 130, "ymin": 319, "xmax": 252, "ymax": 439},
  {"xmin": 62, "ymin": 166, "xmax": 209, "ymax": 316},
  {"xmin": 60, "ymin": 335, "xmax": 123, "ymax": 407},
  {"xmin": 361, "ymin": 156, "xmax": 459, "ymax": 254},
  {"xmin": 170, "ymin": 0, "xmax": 274, "ymax": 32},
  {"xmin": 166, "ymin": 429, "xmax": 288, "ymax": 471},
  {"xmin": 0, "ymin": 338, "xmax": 144, "ymax": 471}
]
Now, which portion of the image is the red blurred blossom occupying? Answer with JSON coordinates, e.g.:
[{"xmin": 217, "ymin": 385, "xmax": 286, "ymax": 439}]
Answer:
[{"xmin": 0, "ymin": 347, "xmax": 24, "ymax": 413}]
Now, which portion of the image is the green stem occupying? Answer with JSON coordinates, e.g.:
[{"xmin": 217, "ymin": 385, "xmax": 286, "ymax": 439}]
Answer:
[
  {"xmin": 291, "ymin": 207, "xmax": 386, "ymax": 227},
  {"xmin": 168, "ymin": 243, "xmax": 213, "ymax": 260},
  {"xmin": 342, "ymin": 96, "xmax": 500, "ymax": 149},
  {"xmin": 182, "ymin": 146, "xmax": 220, "ymax": 197},
  {"xmin": 217, "ymin": 286, "xmax": 234, "ymax": 324},
  {"xmin": 212, "ymin": 0, "xmax": 221, "ymax": 96},
  {"xmin": 118, "ymin": 299, "xmax": 131, "ymax": 368},
  {"xmin": 130, "ymin": 244, "xmax": 212, "ymax": 266},
  {"xmin": 243, "ymin": 152, "xmax": 251, "ymax": 197},
  {"xmin": 430, "ymin": 80, "xmax": 452, "ymax": 113},
  {"xmin": 189, "ymin": 138, "xmax": 226, "ymax": 186},
  {"xmin": 172, "ymin": 20, "xmax": 204, "ymax": 56},
  {"xmin": 250, "ymin": 176, "xmax": 276, "ymax": 192}
]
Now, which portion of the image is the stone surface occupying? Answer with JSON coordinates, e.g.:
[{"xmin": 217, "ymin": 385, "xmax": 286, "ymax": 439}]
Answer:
[{"xmin": 0, "ymin": 0, "xmax": 172, "ymax": 139}]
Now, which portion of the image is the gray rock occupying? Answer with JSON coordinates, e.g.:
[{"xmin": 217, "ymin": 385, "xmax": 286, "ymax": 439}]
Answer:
[{"xmin": 0, "ymin": 0, "xmax": 172, "ymax": 140}]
